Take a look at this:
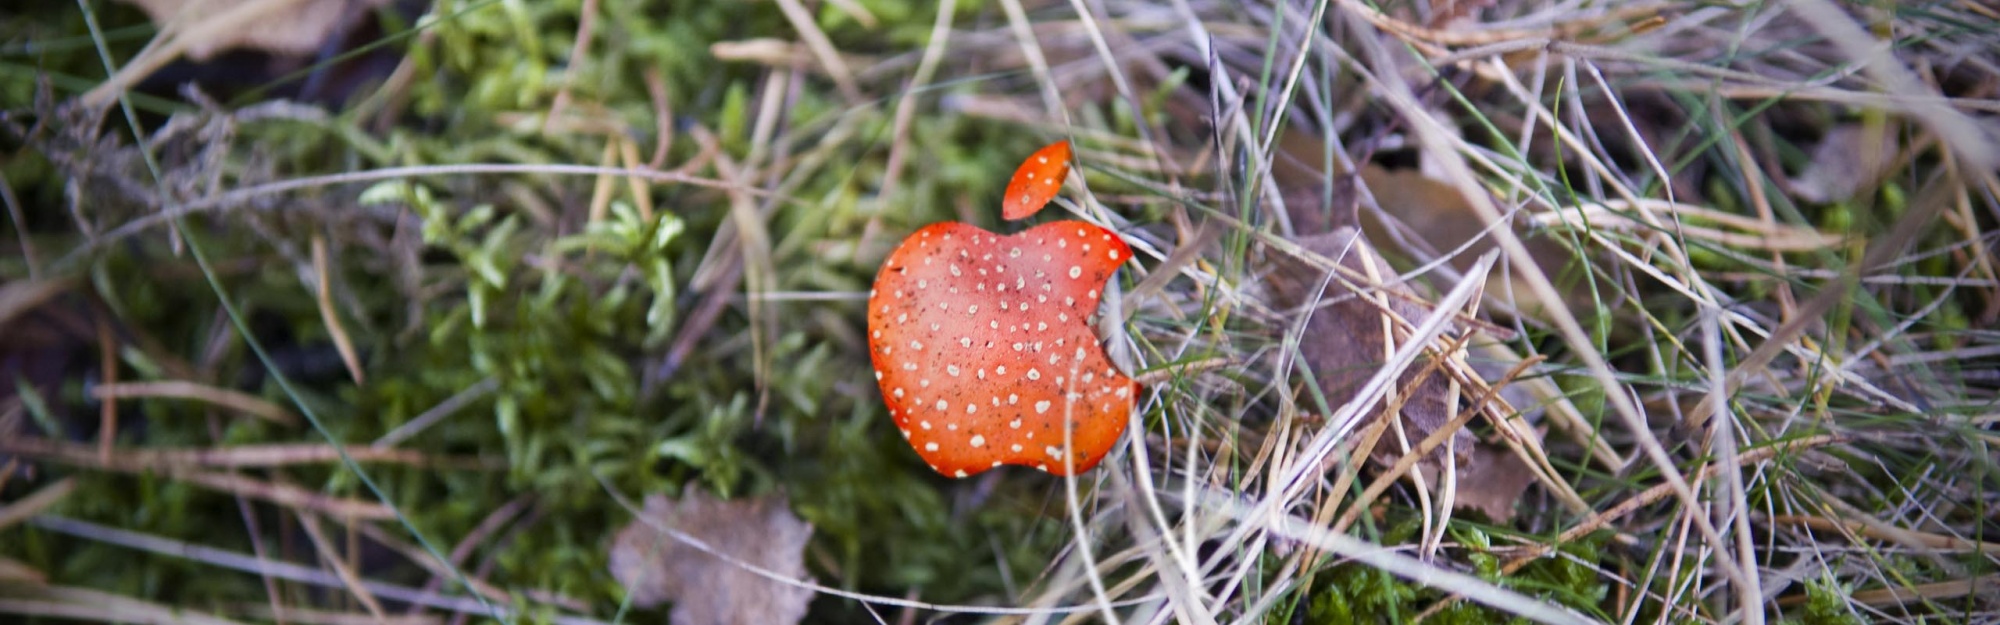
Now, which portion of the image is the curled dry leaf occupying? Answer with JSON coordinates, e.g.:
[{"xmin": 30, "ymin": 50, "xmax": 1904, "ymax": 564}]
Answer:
[{"xmin": 609, "ymin": 491, "xmax": 814, "ymax": 625}]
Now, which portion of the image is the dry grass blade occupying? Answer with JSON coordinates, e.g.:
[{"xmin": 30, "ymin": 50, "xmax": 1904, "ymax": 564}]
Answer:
[
  {"xmin": 310, "ymin": 235, "xmax": 364, "ymax": 385},
  {"xmin": 0, "ymin": 557, "xmax": 45, "ymax": 584},
  {"xmin": 91, "ymin": 380, "xmax": 300, "ymax": 426},
  {"xmin": 1766, "ymin": 515, "xmax": 2000, "ymax": 556},
  {"xmin": 94, "ymin": 312, "xmax": 118, "ymax": 464},
  {"xmin": 872, "ymin": 0, "xmax": 957, "ymax": 247},
  {"xmin": 1530, "ymin": 200, "xmax": 1846, "ymax": 252},
  {"xmin": 0, "ymin": 445, "xmax": 398, "ymax": 519},
  {"xmin": 0, "ymin": 278, "xmax": 73, "ymax": 329},
  {"xmin": 176, "ymin": 472, "xmax": 394, "ymax": 520},
  {"xmin": 295, "ymin": 511, "xmax": 388, "ymax": 622},
  {"xmin": 370, "ymin": 378, "xmax": 499, "ymax": 449},
  {"xmin": 0, "ymin": 437, "xmax": 487, "ymax": 470},
  {"xmin": 24, "ymin": 516, "xmax": 579, "ymax": 621},
  {"xmin": 770, "ymin": 0, "xmax": 861, "ymax": 102},
  {"xmin": 0, "ymin": 584, "xmax": 247, "ymax": 625},
  {"xmin": 1785, "ymin": 577, "xmax": 2000, "ymax": 609},
  {"xmin": 227, "ymin": 605, "xmax": 439, "ymax": 625},
  {"xmin": 0, "ymin": 478, "xmax": 76, "ymax": 530}
]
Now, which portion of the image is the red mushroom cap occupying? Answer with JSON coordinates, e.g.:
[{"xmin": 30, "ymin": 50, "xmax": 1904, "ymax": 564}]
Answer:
[
  {"xmin": 1002, "ymin": 141, "xmax": 1073, "ymax": 221},
  {"xmin": 867, "ymin": 221, "xmax": 1136, "ymax": 476}
]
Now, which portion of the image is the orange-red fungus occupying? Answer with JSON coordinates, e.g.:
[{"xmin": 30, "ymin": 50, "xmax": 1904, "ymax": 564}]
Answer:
[
  {"xmin": 1001, "ymin": 140, "xmax": 1073, "ymax": 221},
  {"xmin": 867, "ymin": 140, "xmax": 1136, "ymax": 477}
]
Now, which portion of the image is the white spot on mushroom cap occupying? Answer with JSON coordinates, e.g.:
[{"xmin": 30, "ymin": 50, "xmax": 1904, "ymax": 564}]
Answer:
[{"xmin": 970, "ymin": 435, "xmax": 985, "ymax": 448}]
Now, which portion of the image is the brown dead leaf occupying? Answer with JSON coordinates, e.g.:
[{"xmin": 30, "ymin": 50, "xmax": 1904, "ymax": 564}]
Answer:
[
  {"xmin": 609, "ymin": 490, "xmax": 815, "ymax": 625},
  {"xmin": 1789, "ymin": 123, "xmax": 1900, "ymax": 204},
  {"xmin": 1452, "ymin": 444, "xmax": 1535, "ymax": 523},
  {"xmin": 1273, "ymin": 130, "xmax": 1582, "ymax": 320},
  {"xmin": 1264, "ymin": 221, "xmax": 1474, "ymax": 470},
  {"xmin": 1269, "ymin": 137, "xmax": 1540, "ymax": 519},
  {"xmin": 1356, "ymin": 165, "xmax": 1582, "ymax": 312},
  {"xmin": 116, "ymin": 0, "xmax": 391, "ymax": 60}
]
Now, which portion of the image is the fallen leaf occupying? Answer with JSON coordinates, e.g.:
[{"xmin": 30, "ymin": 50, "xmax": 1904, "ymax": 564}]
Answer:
[
  {"xmin": 1264, "ymin": 222, "xmax": 1474, "ymax": 470},
  {"xmin": 1276, "ymin": 131, "xmax": 1574, "ymax": 277},
  {"xmin": 609, "ymin": 490, "xmax": 815, "ymax": 625},
  {"xmin": 1789, "ymin": 123, "xmax": 1899, "ymax": 204},
  {"xmin": 1269, "ymin": 149, "xmax": 1539, "ymax": 518},
  {"xmin": 1452, "ymin": 444, "xmax": 1536, "ymax": 523},
  {"xmin": 115, "ymin": 0, "xmax": 392, "ymax": 61}
]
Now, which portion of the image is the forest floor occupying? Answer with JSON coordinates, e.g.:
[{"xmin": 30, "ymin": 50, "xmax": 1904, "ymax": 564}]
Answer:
[{"xmin": 2, "ymin": 0, "xmax": 1998, "ymax": 623}]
